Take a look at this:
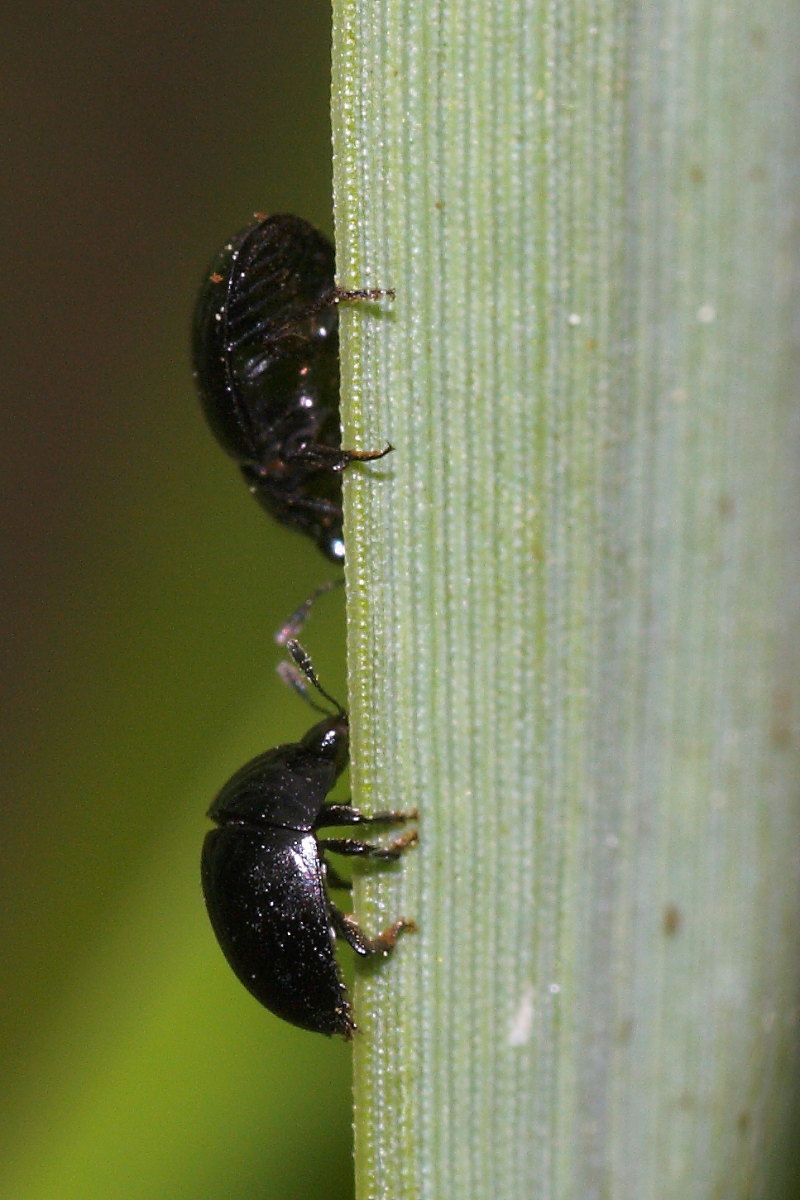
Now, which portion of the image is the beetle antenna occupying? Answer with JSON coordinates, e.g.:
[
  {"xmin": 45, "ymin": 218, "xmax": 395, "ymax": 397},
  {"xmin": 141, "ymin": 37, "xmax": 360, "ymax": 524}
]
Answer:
[
  {"xmin": 277, "ymin": 660, "xmax": 332, "ymax": 716},
  {"xmin": 283, "ymin": 639, "xmax": 346, "ymax": 717},
  {"xmin": 275, "ymin": 578, "xmax": 344, "ymax": 645}
]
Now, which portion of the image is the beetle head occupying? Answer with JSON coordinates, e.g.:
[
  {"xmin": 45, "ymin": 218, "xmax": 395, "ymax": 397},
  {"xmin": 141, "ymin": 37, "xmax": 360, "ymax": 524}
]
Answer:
[{"xmin": 300, "ymin": 713, "xmax": 349, "ymax": 776}]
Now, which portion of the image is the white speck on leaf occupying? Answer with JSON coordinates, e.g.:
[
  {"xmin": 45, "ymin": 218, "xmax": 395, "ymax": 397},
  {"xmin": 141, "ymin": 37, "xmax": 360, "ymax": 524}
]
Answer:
[{"xmin": 508, "ymin": 986, "xmax": 535, "ymax": 1046}]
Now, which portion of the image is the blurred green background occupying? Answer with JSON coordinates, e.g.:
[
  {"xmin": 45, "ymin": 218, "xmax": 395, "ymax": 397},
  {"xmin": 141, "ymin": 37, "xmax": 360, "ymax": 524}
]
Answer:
[{"xmin": 2, "ymin": 3, "xmax": 356, "ymax": 1197}]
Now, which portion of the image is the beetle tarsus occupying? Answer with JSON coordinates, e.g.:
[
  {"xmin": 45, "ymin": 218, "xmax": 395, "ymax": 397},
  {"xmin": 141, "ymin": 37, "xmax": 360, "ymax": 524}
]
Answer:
[
  {"xmin": 315, "ymin": 802, "xmax": 417, "ymax": 830},
  {"xmin": 319, "ymin": 830, "xmax": 418, "ymax": 861},
  {"xmin": 332, "ymin": 910, "xmax": 417, "ymax": 959}
]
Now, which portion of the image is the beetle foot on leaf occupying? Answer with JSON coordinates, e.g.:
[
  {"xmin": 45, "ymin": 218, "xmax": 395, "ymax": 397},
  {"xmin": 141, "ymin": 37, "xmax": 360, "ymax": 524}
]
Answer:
[{"xmin": 332, "ymin": 909, "xmax": 417, "ymax": 959}]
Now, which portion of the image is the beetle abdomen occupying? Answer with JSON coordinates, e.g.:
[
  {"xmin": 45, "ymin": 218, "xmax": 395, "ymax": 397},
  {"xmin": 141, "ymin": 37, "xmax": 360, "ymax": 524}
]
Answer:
[
  {"xmin": 201, "ymin": 824, "xmax": 354, "ymax": 1037},
  {"xmin": 192, "ymin": 214, "xmax": 338, "ymax": 465}
]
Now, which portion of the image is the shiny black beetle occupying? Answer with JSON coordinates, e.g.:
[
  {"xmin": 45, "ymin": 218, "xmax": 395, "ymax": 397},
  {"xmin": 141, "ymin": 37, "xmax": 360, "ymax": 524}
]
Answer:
[
  {"xmin": 201, "ymin": 643, "xmax": 417, "ymax": 1037},
  {"xmin": 192, "ymin": 213, "xmax": 393, "ymax": 562}
]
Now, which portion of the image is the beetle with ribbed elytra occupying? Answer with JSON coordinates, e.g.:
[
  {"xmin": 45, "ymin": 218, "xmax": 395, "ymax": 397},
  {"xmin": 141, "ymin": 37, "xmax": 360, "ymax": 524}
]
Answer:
[
  {"xmin": 192, "ymin": 212, "xmax": 393, "ymax": 562},
  {"xmin": 201, "ymin": 642, "xmax": 417, "ymax": 1037}
]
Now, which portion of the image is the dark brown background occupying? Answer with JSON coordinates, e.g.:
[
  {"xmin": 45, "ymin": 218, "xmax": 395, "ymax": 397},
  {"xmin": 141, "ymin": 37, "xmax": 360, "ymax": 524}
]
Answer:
[{"xmin": 2, "ymin": 4, "xmax": 354, "ymax": 1197}]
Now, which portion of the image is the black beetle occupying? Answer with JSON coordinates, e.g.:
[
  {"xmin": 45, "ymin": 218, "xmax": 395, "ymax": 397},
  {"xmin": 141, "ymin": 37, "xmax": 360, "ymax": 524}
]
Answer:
[
  {"xmin": 201, "ymin": 642, "xmax": 417, "ymax": 1037},
  {"xmin": 192, "ymin": 213, "xmax": 393, "ymax": 562}
]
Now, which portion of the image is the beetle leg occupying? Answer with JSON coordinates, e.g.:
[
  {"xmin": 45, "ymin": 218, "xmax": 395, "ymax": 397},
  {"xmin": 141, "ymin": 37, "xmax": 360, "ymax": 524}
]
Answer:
[
  {"xmin": 330, "ymin": 285, "xmax": 396, "ymax": 306},
  {"xmin": 281, "ymin": 441, "xmax": 393, "ymax": 470},
  {"xmin": 270, "ymin": 492, "xmax": 340, "ymax": 521},
  {"xmin": 242, "ymin": 465, "xmax": 339, "ymax": 513},
  {"xmin": 330, "ymin": 907, "xmax": 416, "ymax": 958},
  {"xmin": 318, "ymin": 830, "xmax": 418, "ymax": 861},
  {"xmin": 270, "ymin": 285, "xmax": 395, "ymax": 338},
  {"xmin": 322, "ymin": 858, "xmax": 352, "ymax": 891},
  {"xmin": 316, "ymin": 804, "xmax": 418, "ymax": 830}
]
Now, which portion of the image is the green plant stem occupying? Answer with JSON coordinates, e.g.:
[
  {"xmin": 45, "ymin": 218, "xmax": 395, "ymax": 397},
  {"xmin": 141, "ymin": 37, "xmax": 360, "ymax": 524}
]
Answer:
[{"xmin": 332, "ymin": 1, "xmax": 800, "ymax": 1197}]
